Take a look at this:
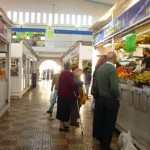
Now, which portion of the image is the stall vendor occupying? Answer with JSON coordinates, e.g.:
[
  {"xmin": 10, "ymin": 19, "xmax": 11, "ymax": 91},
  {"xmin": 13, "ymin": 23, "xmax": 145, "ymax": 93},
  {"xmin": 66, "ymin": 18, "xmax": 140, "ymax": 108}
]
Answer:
[{"xmin": 141, "ymin": 47, "xmax": 150, "ymax": 68}]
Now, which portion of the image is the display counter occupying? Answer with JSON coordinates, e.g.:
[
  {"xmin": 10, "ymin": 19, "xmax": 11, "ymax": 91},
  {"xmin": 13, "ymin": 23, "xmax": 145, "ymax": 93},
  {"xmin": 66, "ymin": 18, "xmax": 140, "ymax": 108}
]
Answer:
[{"xmin": 116, "ymin": 84, "xmax": 150, "ymax": 150}]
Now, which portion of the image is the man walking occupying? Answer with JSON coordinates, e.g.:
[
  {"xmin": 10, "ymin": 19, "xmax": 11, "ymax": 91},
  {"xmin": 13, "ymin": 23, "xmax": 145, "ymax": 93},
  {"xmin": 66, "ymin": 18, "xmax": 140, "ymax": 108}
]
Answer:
[
  {"xmin": 95, "ymin": 52, "xmax": 120, "ymax": 150},
  {"xmin": 47, "ymin": 71, "xmax": 61, "ymax": 114}
]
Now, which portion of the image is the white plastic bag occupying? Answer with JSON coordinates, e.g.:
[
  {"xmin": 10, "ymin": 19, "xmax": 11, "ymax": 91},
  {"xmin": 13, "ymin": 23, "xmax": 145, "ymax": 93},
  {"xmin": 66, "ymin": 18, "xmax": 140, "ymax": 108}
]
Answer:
[
  {"xmin": 118, "ymin": 130, "xmax": 133, "ymax": 149},
  {"xmin": 124, "ymin": 141, "xmax": 137, "ymax": 150}
]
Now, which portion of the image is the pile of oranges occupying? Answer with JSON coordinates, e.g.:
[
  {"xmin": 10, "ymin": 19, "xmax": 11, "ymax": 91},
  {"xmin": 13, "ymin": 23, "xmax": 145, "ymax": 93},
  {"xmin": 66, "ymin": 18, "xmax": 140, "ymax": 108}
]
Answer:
[
  {"xmin": 0, "ymin": 70, "xmax": 6, "ymax": 77},
  {"xmin": 117, "ymin": 66, "xmax": 133, "ymax": 79}
]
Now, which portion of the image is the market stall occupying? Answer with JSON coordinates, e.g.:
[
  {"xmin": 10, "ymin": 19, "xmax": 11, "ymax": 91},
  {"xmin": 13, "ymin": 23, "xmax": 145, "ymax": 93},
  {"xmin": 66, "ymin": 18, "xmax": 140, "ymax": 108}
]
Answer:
[
  {"xmin": 62, "ymin": 41, "xmax": 93, "ymax": 69},
  {"xmin": 0, "ymin": 8, "xmax": 12, "ymax": 117},
  {"xmin": 11, "ymin": 40, "xmax": 38, "ymax": 98},
  {"xmin": 91, "ymin": 1, "xmax": 150, "ymax": 149}
]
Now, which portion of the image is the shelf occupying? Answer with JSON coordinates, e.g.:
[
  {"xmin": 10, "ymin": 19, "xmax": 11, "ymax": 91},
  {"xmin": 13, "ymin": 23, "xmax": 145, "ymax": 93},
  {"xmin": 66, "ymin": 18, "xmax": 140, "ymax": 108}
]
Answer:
[{"xmin": 0, "ymin": 33, "xmax": 9, "ymax": 45}]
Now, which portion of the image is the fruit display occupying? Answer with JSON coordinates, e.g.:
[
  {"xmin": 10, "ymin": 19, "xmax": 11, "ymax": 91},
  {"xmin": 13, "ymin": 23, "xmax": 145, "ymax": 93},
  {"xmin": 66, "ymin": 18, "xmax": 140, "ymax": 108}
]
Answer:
[
  {"xmin": 134, "ymin": 72, "xmax": 150, "ymax": 85},
  {"xmin": 117, "ymin": 66, "xmax": 134, "ymax": 79},
  {"xmin": 0, "ymin": 69, "xmax": 6, "ymax": 78}
]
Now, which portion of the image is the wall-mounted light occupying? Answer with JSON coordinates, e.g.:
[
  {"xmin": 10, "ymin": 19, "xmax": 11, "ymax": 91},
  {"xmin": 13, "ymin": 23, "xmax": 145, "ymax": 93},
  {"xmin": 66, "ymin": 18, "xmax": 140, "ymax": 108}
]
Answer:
[
  {"xmin": 103, "ymin": 43, "xmax": 111, "ymax": 48},
  {"xmin": 12, "ymin": 35, "xmax": 17, "ymax": 38},
  {"xmin": 122, "ymin": 33, "xmax": 133, "ymax": 41}
]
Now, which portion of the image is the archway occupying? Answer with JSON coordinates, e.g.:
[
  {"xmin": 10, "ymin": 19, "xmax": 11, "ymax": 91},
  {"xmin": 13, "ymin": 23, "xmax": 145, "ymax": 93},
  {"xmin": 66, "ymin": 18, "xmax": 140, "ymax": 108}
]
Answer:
[{"xmin": 39, "ymin": 60, "xmax": 61, "ymax": 80}]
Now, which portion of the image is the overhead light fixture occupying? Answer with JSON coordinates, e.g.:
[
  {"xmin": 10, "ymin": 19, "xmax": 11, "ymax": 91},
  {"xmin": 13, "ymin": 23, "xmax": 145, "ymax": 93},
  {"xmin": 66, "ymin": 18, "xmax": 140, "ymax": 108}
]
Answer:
[
  {"xmin": 99, "ymin": 11, "xmax": 112, "ymax": 21},
  {"xmin": 103, "ymin": 43, "xmax": 111, "ymax": 48},
  {"xmin": 128, "ymin": 0, "xmax": 140, "ymax": 8},
  {"xmin": 40, "ymin": 36, "xmax": 45, "ymax": 40},
  {"xmin": 122, "ymin": 33, "xmax": 133, "ymax": 41},
  {"xmin": 12, "ymin": 35, "xmax": 17, "ymax": 38}
]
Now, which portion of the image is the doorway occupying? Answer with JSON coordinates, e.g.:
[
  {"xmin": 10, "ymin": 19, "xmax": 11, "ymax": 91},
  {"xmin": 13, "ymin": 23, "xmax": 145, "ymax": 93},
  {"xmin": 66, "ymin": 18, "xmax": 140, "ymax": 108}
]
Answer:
[{"xmin": 39, "ymin": 60, "xmax": 61, "ymax": 80}]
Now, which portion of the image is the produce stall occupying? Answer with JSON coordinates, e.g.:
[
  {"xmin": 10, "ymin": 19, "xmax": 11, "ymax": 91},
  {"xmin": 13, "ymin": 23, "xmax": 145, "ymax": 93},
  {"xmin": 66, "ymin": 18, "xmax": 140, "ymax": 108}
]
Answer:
[
  {"xmin": 0, "ymin": 8, "xmax": 12, "ymax": 117},
  {"xmin": 91, "ymin": 0, "xmax": 150, "ymax": 149}
]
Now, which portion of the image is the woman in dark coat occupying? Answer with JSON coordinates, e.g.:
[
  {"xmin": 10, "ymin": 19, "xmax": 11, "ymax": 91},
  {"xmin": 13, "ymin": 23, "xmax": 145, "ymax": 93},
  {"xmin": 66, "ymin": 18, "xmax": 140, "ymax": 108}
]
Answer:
[{"xmin": 56, "ymin": 62, "xmax": 79, "ymax": 131}]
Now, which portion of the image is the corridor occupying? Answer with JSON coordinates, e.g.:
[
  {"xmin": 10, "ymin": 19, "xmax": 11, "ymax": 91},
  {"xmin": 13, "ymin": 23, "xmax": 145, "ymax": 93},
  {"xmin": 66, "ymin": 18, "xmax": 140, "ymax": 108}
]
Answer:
[{"xmin": 0, "ymin": 80, "xmax": 120, "ymax": 150}]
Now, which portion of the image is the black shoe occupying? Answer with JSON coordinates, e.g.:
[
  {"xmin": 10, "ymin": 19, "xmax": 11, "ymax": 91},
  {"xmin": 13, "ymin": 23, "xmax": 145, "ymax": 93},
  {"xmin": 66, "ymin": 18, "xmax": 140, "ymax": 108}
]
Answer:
[
  {"xmin": 47, "ymin": 110, "xmax": 52, "ymax": 114},
  {"xmin": 70, "ymin": 122, "xmax": 79, "ymax": 127},
  {"xmin": 64, "ymin": 125, "xmax": 70, "ymax": 129},
  {"xmin": 59, "ymin": 128, "xmax": 70, "ymax": 132}
]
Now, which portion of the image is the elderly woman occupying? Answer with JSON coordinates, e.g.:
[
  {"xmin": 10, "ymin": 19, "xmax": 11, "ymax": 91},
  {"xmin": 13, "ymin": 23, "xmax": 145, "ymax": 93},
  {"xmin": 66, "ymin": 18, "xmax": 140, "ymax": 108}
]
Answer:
[{"xmin": 56, "ymin": 62, "xmax": 79, "ymax": 131}]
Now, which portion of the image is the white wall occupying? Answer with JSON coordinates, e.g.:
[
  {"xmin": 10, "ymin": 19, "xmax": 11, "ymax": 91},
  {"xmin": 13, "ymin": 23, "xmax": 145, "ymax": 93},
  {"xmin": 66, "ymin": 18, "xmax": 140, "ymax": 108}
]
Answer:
[
  {"xmin": 10, "ymin": 43, "xmax": 22, "ymax": 96},
  {"xmin": 22, "ymin": 44, "xmax": 37, "ymax": 61},
  {"xmin": 79, "ymin": 46, "xmax": 93, "ymax": 60},
  {"xmin": 11, "ymin": 43, "xmax": 22, "ymax": 58}
]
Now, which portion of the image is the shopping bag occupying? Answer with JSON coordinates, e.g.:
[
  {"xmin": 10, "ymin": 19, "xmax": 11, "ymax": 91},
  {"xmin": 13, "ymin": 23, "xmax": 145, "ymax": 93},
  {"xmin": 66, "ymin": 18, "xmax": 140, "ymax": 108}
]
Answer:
[
  {"xmin": 118, "ymin": 130, "xmax": 133, "ymax": 149},
  {"xmin": 124, "ymin": 141, "xmax": 137, "ymax": 150},
  {"xmin": 79, "ymin": 86, "xmax": 87, "ymax": 105}
]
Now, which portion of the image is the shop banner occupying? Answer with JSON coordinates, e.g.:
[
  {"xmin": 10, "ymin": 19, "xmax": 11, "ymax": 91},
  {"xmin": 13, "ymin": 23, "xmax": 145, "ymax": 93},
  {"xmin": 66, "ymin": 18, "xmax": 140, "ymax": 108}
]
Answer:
[
  {"xmin": 94, "ymin": 0, "xmax": 150, "ymax": 45},
  {"xmin": 128, "ymin": 0, "xmax": 150, "ymax": 26}
]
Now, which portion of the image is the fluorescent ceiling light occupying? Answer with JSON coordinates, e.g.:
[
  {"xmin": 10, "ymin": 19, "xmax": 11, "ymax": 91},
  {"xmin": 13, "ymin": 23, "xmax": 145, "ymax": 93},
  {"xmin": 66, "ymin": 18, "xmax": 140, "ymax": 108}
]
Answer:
[
  {"xmin": 122, "ymin": 33, "xmax": 133, "ymax": 41},
  {"xmin": 103, "ymin": 43, "xmax": 111, "ymax": 48}
]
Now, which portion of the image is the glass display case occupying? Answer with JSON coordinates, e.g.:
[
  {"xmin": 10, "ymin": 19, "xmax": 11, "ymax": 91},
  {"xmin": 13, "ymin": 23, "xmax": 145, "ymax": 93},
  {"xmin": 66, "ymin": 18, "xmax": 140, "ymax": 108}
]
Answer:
[
  {"xmin": 0, "ymin": 57, "xmax": 6, "ymax": 78},
  {"xmin": 11, "ymin": 58, "xmax": 19, "ymax": 76}
]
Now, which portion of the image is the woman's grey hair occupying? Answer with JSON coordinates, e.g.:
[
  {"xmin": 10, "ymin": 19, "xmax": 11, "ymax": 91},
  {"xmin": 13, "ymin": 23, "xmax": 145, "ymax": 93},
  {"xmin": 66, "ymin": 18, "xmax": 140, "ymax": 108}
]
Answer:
[{"xmin": 64, "ymin": 61, "xmax": 71, "ymax": 71}]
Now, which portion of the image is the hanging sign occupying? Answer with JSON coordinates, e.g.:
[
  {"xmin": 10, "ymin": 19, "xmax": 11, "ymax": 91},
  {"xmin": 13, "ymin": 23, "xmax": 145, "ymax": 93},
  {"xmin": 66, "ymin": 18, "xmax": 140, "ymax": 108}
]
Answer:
[
  {"xmin": 125, "ymin": 33, "xmax": 136, "ymax": 53},
  {"xmin": 45, "ymin": 29, "xmax": 54, "ymax": 40}
]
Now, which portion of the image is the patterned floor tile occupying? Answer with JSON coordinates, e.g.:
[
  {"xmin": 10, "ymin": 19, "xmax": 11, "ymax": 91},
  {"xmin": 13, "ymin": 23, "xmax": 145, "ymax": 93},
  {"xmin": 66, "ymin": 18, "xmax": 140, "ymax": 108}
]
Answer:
[
  {"xmin": 0, "ymin": 80, "xmax": 120, "ymax": 150},
  {"xmin": 50, "ymin": 145, "xmax": 69, "ymax": 150}
]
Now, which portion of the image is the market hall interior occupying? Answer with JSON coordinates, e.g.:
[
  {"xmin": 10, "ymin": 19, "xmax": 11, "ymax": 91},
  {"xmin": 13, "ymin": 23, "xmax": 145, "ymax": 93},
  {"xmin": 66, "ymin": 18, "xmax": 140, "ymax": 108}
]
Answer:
[{"xmin": 0, "ymin": 0, "xmax": 150, "ymax": 150}]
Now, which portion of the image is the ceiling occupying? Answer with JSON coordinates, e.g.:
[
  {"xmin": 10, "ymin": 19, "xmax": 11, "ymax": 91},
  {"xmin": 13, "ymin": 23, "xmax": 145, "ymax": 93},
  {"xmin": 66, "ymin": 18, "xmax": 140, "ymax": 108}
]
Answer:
[{"xmin": 1, "ymin": 0, "xmax": 119, "ymax": 56}]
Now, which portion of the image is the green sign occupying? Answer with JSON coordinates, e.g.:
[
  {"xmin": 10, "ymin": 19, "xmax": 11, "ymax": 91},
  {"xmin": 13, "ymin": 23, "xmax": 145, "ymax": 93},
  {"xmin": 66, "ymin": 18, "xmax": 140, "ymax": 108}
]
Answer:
[{"xmin": 125, "ymin": 33, "xmax": 136, "ymax": 53}]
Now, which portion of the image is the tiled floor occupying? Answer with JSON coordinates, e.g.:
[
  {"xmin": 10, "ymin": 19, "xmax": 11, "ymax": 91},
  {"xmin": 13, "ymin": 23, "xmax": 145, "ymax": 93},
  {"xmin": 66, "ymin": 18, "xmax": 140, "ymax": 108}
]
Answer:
[{"xmin": 0, "ymin": 80, "xmax": 120, "ymax": 150}]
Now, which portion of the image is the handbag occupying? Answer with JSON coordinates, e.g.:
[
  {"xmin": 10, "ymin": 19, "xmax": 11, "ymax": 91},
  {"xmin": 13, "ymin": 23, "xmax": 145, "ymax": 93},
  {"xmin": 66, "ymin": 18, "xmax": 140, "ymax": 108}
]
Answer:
[{"xmin": 79, "ymin": 86, "xmax": 87, "ymax": 105}]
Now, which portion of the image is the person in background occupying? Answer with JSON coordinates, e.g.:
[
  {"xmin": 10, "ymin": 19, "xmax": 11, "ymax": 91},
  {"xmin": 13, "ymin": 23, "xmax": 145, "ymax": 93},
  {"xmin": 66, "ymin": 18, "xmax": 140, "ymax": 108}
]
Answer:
[
  {"xmin": 47, "ymin": 69, "xmax": 50, "ymax": 80},
  {"xmin": 56, "ymin": 62, "xmax": 79, "ymax": 132},
  {"xmin": 141, "ymin": 47, "xmax": 150, "ymax": 68},
  {"xmin": 83, "ymin": 66, "xmax": 91, "ymax": 99},
  {"xmin": 95, "ymin": 52, "xmax": 120, "ymax": 150},
  {"xmin": 43, "ymin": 70, "xmax": 46, "ymax": 80},
  {"xmin": 70, "ymin": 64, "xmax": 83, "ymax": 126},
  {"xmin": 91, "ymin": 55, "xmax": 107, "ymax": 140},
  {"xmin": 130, "ymin": 61, "xmax": 137, "ymax": 70},
  {"xmin": 46, "ymin": 70, "xmax": 61, "ymax": 115}
]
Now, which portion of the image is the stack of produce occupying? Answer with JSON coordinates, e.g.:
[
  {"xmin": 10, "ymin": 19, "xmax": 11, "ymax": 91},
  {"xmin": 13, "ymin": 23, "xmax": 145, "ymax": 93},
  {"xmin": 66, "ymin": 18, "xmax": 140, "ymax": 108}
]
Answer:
[
  {"xmin": 117, "ymin": 66, "xmax": 136, "ymax": 80},
  {"xmin": 0, "ymin": 69, "xmax": 5, "ymax": 78},
  {"xmin": 134, "ymin": 72, "xmax": 150, "ymax": 85}
]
